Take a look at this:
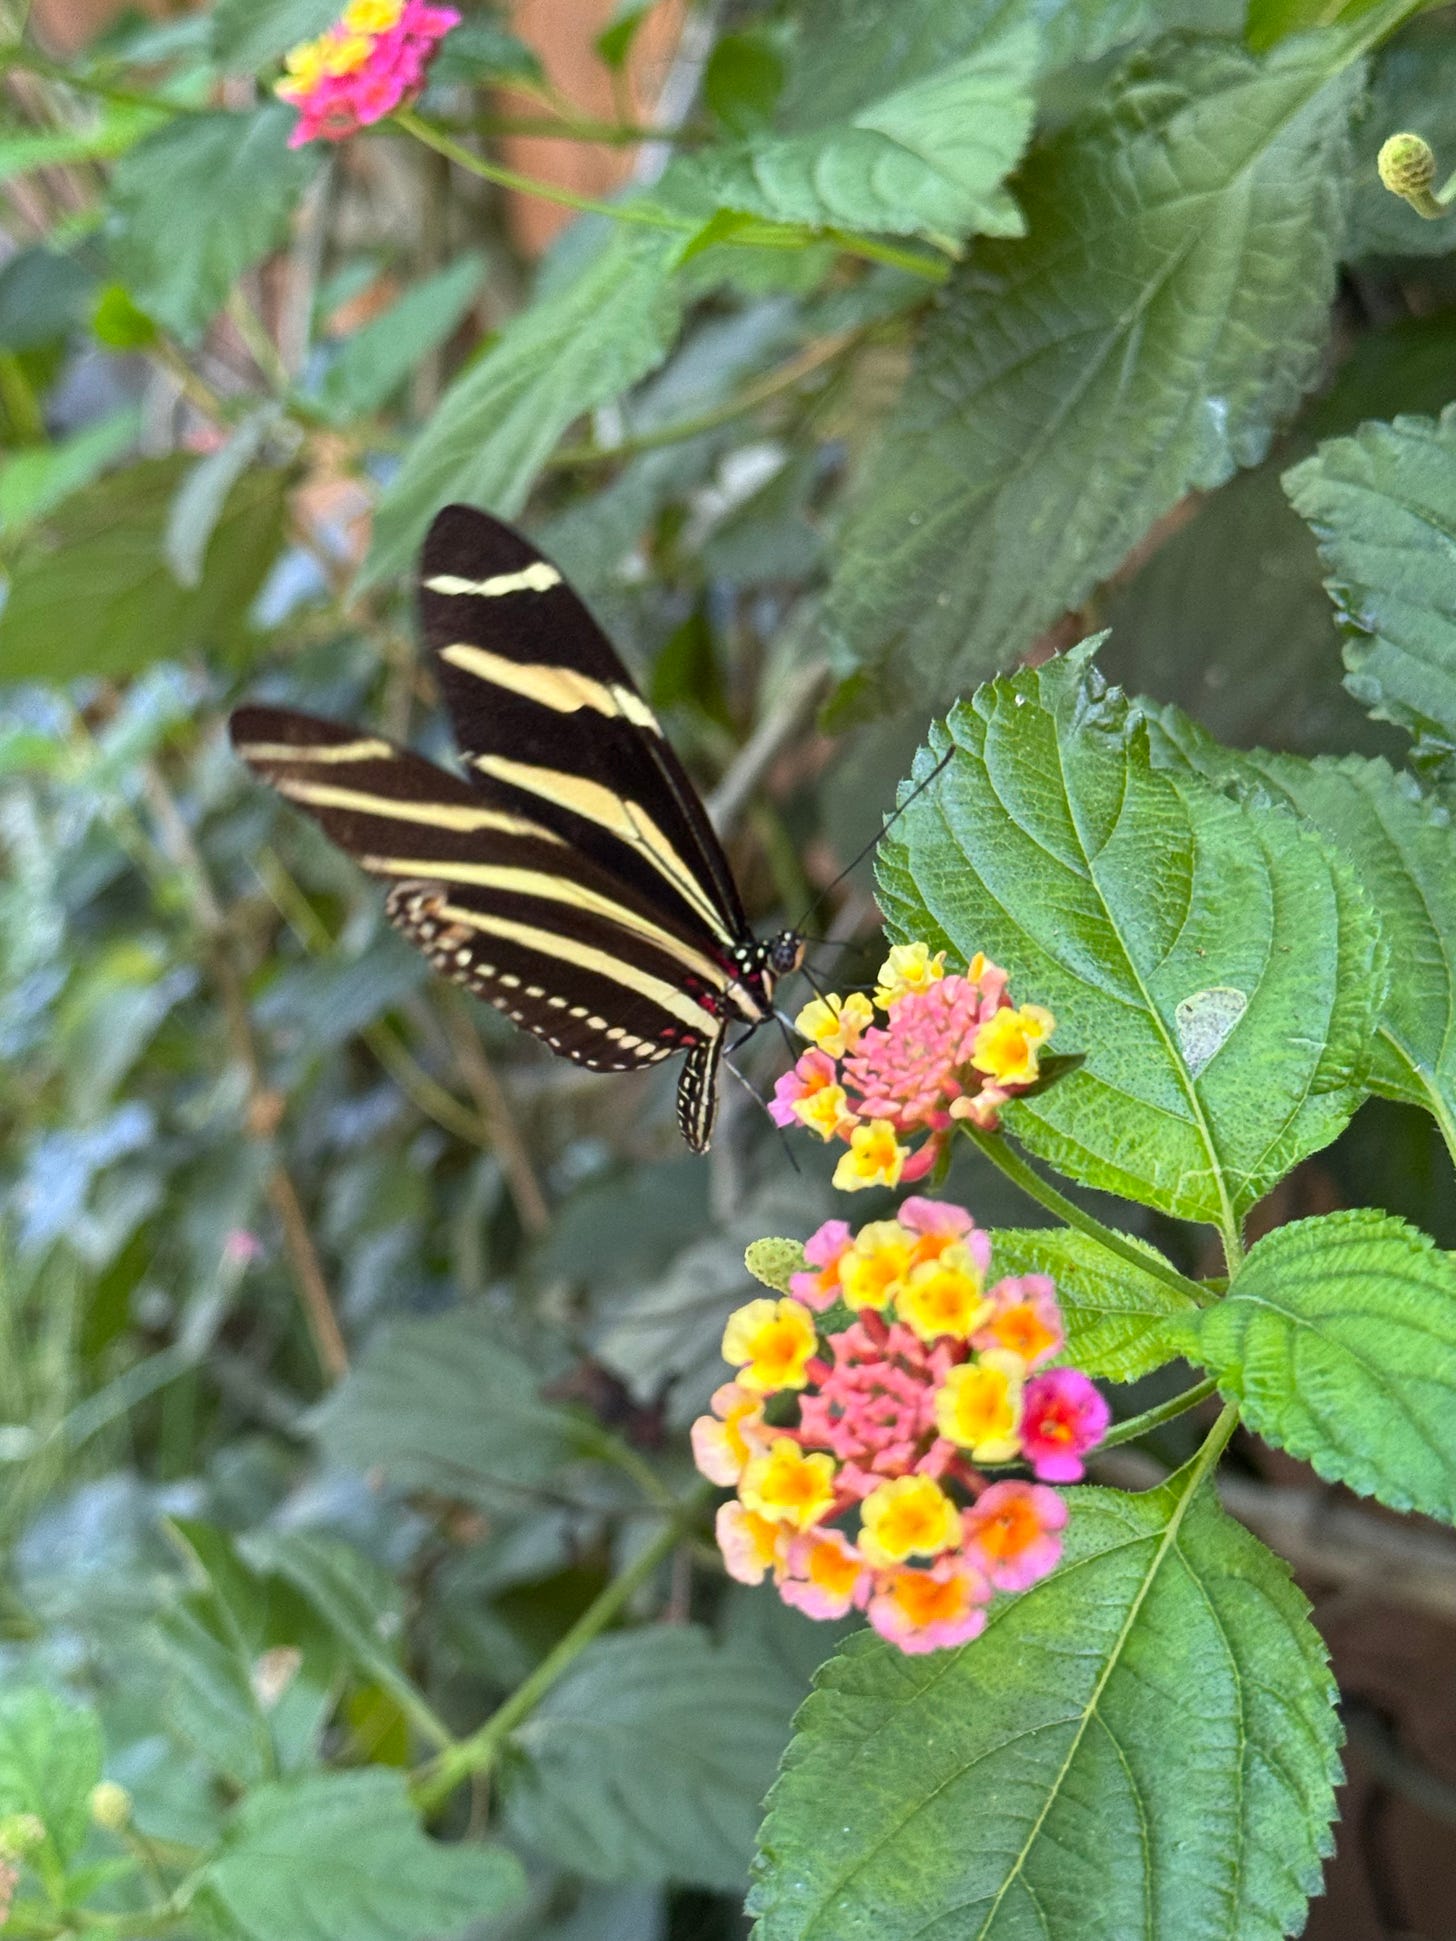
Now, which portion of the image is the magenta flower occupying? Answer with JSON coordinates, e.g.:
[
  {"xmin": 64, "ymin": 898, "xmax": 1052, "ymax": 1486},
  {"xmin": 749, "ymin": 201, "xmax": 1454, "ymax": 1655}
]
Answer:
[
  {"xmin": 1019, "ymin": 1368, "xmax": 1110, "ymax": 1482},
  {"xmin": 277, "ymin": 1, "xmax": 461, "ymax": 148}
]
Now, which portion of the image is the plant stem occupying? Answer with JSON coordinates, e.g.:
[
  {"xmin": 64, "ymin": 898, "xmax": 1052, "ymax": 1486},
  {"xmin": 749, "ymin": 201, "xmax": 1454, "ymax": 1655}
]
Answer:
[
  {"xmin": 959, "ymin": 1121, "xmax": 1212, "ymax": 1309},
  {"xmin": 410, "ymin": 1483, "xmax": 713, "ymax": 1814},
  {"xmin": 1100, "ymin": 1375, "xmax": 1220, "ymax": 1450}
]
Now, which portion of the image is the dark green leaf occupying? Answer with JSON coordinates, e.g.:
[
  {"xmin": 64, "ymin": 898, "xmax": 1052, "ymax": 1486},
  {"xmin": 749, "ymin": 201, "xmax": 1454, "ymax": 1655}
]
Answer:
[
  {"xmin": 985, "ymin": 1227, "xmax": 1197, "ymax": 1379},
  {"xmin": 823, "ymin": 34, "xmax": 1358, "ymax": 705},
  {"xmin": 108, "ymin": 108, "xmax": 316, "ymax": 343},
  {"xmin": 196, "ymin": 1771, "xmax": 525, "ymax": 1940},
  {"xmin": 1181, "ymin": 1210, "xmax": 1456, "ymax": 1521},
  {"xmin": 503, "ymin": 1627, "xmax": 803, "ymax": 1891},
  {"xmin": 751, "ymin": 1476, "xmax": 1339, "ymax": 1941},
  {"xmin": 429, "ymin": 20, "xmax": 544, "ymax": 87},
  {"xmin": 0, "ymin": 247, "xmax": 97, "ymax": 352},
  {"xmin": 0, "ymin": 457, "xmax": 288, "ymax": 681},
  {"xmin": 0, "ymin": 1688, "xmax": 102, "ymax": 1865},
  {"xmin": 703, "ymin": 32, "xmax": 787, "ymax": 136},
  {"xmin": 876, "ymin": 648, "xmax": 1386, "ymax": 1227},
  {"xmin": 1284, "ymin": 406, "xmax": 1456, "ymax": 759},
  {"xmin": 364, "ymin": 228, "xmax": 683, "ymax": 588},
  {"xmin": 313, "ymin": 255, "xmax": 486, "ymax": 424},
  {"xmin": 0, "ymin": 102, "xmax": 162, "ymax": 185}
]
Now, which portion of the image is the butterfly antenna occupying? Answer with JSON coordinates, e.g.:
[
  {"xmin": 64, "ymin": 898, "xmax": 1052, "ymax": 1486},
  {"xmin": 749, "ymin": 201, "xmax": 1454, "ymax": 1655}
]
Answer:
[
  {"xmin": 722, "ymin": 1049, "xmax": 802, "ymax": 1175},
  {"xmin": 793, "ymin": 745, "xmax": 955, "ymax": 938}
]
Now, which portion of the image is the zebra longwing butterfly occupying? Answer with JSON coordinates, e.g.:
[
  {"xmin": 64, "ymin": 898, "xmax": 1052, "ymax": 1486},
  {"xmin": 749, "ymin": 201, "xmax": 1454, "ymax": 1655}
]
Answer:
[{"xmin": 230, "ymin": 504, "xmax": 802, "ymax": 1151}]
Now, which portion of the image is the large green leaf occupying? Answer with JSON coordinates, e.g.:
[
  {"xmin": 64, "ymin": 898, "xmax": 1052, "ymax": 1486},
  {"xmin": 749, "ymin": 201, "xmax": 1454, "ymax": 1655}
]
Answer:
[
  {"xmin": 502, "ymin": 1627, "xmax": 803, "ymax": 1892},
  {"xmin": 0, "ymin": 456, "xmax": 288, "ymax": 680},
  {"xmin": 108, "ymin": 108, "xmax": 316, "ymax": 343},
  {"xmin": 876, "ymin": 648, "xmax": 1387, "ymax": 1229},
  {"xmin": 985, "ymin": 1227, "xmax": 1198, "ymax": 1379},
  {"xmin": 0, "ymin": 1688, "xmax": 102, "ymax": 1866},
  {"xmin": 363, "ymin": 229, "xmax": 683, "ymax": 589},
  {"xmin": 1284, "ymin": 407, "xmax": 1456, "ymax": 758},
  {"xmin": 822, "ymin": 33, "xmax": 1359, "ymax": 707},
  {"xmin": 195, "ymin": 1771, "xmax": 525, "ymax": 1941},
  {"xmin": 685, "ymin": 8, "xmax": 1036, "ymax": 242},
  {"xmin": 1177, "ymin": 1210, "xmax": 1456, "ymax": 1522},
  {"xmin": 750, "ymin": 1471, "xmax": 1339, "ymax": 1941},
  {"xmin": 0, "ymin": 407, "xmax": 141, "ymax": 537},
  {"xmin": 309, "ymin": 1311, "xmax": 597, "ymax": 1508}
]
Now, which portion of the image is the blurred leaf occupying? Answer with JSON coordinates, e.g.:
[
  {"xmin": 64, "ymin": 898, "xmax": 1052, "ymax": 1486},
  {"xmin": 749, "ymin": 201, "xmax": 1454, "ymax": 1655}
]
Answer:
[
  {"xmin": 165, "ymin": 410, "xmax": 282, "ymax": 588},
  {"xmin": 1285, "ymin": 406, "xmax": 1456, "ymax": 761},
  {"xmin": 750, "ymin": 1480, "xmax": 1339, "ymax": 1941},
  {"xmin": 0, "ymin": 1688, "xmax": 102, "ymax": 1865},
  {"xmin": 0, "ymin": 247, "xmax": 97, "ymax": 353},
  {"xmin": 310, "ymin": 1311, "xmax": 596, "ymax": 1508},
  {"xmin": 195, "ymin": 1771, "xmax": 526, "ymax": 1940},
  {"xmin": 1181, "ymin": 1210, "xmax": 1456, "ymax": 1520},
  {"xmin": 502, "ymin": 1627, "xmax": 802, "ymax": 1891},
  {"xmin": 1034, "ymin": 0, "xmax": 1242, "ymax": 72},
  {"xmin": 597, "ymin": 3, "xmax": 650, "ymax": 69},
  {"xmin": 108, "ymin": 108, "xmax": 316, "ymax": 343},
  {"xmin": 0, "ymin": 102, "xmax": 162, "ymax": 184},
  {"xmin": 254, "ymin": 938, "xmax": 430, "ymax": 1052},
  {"xmin": 1247, "ymin": 0, "xmax": 1391, "ymax": 52},
  {"xmin": 703, "ymin": 31, "xmax": 787, "ymax": 135},
  {"xmin": 0, "ymin": 408, "xmax": 141, "ymax": 538},
  {"xmin": 0, "ymin": 456, "xmax": 288, "ymax": 681},
  {"xmin": 211, "ymin": 0, "xmax": 340, "ymax": 67},
  {"xmin": 876, "ymin": 648, "xmax": 1386, "ymax": 1226},
  {"xmin": 1347, "ymin": 23, "xmax": 1456, "ymax": 259},
  {"xmin": 429, "ymin": 20, "xmax": 544, "ymax": 87},
  {"xmin": 985, "ymin": 1227, "xmax": 1196, "ymax": 1379},
  {"xmin": 89, "ymin": 283, "xmax": 159, "ymax": 350},
  {"xmin": 364, "ymin": 228, "xmax": 683, "ymax": 588},
  {"xmin": 823, "ymin": 34, "xmax": 1358, "ymax": 706},
  {"xmin": 312, "ymin": 255, "xmax": 486, "ymax": 424}
]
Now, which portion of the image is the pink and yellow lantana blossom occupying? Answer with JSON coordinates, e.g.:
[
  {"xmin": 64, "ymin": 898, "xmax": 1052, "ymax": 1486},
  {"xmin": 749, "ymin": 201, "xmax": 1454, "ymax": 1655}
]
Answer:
[
  {"xmin": 276, "ymin": 0, "xmax": 460, "ymax": 146},
  {"xmin": 770, "ymin": 943, "xmax": 1056, "ymax": 1190},
  {"xmin": 692, "ymin": 1199, "xmax": 1108, "ymax": 1654}
]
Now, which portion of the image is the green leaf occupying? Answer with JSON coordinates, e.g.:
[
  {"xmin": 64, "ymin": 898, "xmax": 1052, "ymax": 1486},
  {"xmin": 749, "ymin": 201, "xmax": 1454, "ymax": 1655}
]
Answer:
[
  {"xmin": 107, "ymin": 108, "xmax": 316, "ymax": 343},
  {"xmin": 312, "ymin": 254, "xmax": 486, "ymax": 424},
  {"xmin": 985, "ymin": 1227, "xmax": 1197, "ymax": 1379},
  {"xmin": 0, "ymin": 1688, "xmax": 102, "ymax": 1866},
  {"xmin": 502, "ymin": 1628, "xmax": 803, "ymax": 1892},
  {"xmin": 876, "ymin": 648, "xmax": 1387, "ymax": 1228},
  {"xmin": 1033, "ymin": 0, "xmax": 1243, "ymax": 73},
  {"xmin": 822, "ymin": 33, "xmax": 1359, "ymax": 707},
  {"xmin": 363, "ymin": 228, "xmax": 683, "ymax": 589},
  {"xmin": 1347, "ymin": 23, "xmax": 1456, "ymax": 259},
  {"xmin": 1284, "ymin": 406, "xmax": 1456, "ymax": 760},
  {"xmin": 0, "ymin": 456, "xmax": 288, "ymax": 681},
  {"xmin": 0, "ymin": 407, "xmax": 141, "ymax": 537},
  {"xmin": 0, "ymin": 246, "xmax": 97, "ymax": 352},
  {"xmin": 0, "ymin": 102, "xmax": 163, "ymax": 184},
  {"xmin": 1181, "ymin": 1210, "xmax": 1456, "ymax": 1521},
  {"xmin": 751, "ymin": 1473, "xmax": 1340, "ymax": 1941},
  {"xmin": 164, "ymin": 410, "xmax": 281, "ymax": 588},
  {"xmin": 211, "ymin": 0, "xmax": 340, "ymax": 69},
  {"xmin": 1247, "ymin": 0, "xmax": 1391, "ymax": 54},
  {"xmin": 429, "ymin": 19, "xmax": 544, "ymax": 88},
  {"xmin": 309, "ymin": 1310, "xmax": 595, "ymax": 1507},
  {"xmin": 703, "ymin": 31, "xmax": 787, "ymax": 136},
  {"xmin": 684, "ymin": 18, "xmax": 1036, "ymax": 242},
  {"xmin": 195, "ymin": 1771, "xmax": 525, "ymax": 1941}
]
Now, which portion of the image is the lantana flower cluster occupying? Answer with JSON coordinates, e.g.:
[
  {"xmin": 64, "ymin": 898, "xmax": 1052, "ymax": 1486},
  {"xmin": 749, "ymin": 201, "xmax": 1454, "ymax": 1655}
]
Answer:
[
  {"xmin": 277, "ymin": 0, "xmax": 460, "ymax": 146},
  {"xmin": 770, "ymin": 943, "xmax": 1056, "ymax": 1191},
  {"xmin": 693, "ymin": 1200, "xmax": 1108, "ymax": 1653}
]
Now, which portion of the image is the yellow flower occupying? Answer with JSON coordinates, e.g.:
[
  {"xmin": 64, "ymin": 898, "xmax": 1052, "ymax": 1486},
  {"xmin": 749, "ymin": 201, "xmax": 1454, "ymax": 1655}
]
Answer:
[
  {"xmin": 934, "ymin": 1353, "xmax": 1025, "ymax": 1462},
  {"xmin": 794, "ymin": 991, "xmax": 875, "ymax": 1057},
  {"xmin": 873, "ymin": 941, "xmax": 946, "ymax": 1010},
  {"xmin": 343, "ymin": 0, "xmax": 405, "ymax": 29},
  {"xmin": 318, "ymin": 27, "xmax": 373, "ymax": 75},
  {"xmin": 796, "ymin": 1082, "xmax": 852, "ymax": 1142},
  {"xmin": 859, "ymin": 1474, "xmax": 961, "ymax": 1565},
  {"xmin": 831, "ymin": 1119, "xmax": 907, "ymax": 1193},
  {"xmin": 839, "ymin": 1222, "xmax": 912, "ymax": 1311},
  {"xmin": 971, "ymin": 1004, "xmax": 1055, "ymax": 1088},
  {"xmin": 740, "ymin": 1438, "xmax": 838, "ymax": 1530},
  {"xmin": 898, "ymin": 1246, "xmax": 991, "ymax": 1342},
  {"xmin": 279, "ymin": 35, "xmax": 330, "ymax": 90},
  {"xmin": 721, "ymin": 1297, "xmax": 817, "ymax": 1393},
  {"xmin": 716, "ymin": 1502, "xmax": 785, "ymax": 1584}
]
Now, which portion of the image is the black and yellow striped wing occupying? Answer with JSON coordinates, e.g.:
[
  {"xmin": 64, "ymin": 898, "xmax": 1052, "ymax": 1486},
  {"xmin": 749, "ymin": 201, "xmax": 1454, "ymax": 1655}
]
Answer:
[{"xmin": 230, "ymin": 506, "xmax": 793, "ymax": 1151}]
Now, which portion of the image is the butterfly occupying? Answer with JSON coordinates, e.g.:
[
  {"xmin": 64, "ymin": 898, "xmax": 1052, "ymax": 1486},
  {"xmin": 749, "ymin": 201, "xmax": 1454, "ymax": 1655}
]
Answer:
[{"xmin": 229, "ymin": 504, "xmax": 803, "ymax": 1151}]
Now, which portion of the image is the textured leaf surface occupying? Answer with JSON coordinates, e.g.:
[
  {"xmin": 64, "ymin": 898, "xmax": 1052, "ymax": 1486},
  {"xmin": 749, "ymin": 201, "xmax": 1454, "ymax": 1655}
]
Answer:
[
  {"xmin": 364, "ymin": 229, "xmax": 683, "ymax": 587},
  {"xmin": 823, "ymin": 34, "xmax": 1358, "ymax": 704},
  {"xmin": 750, "ymin": 1475, "xmax": 1339, "ymax": 1941},
  {"xmin": 503, "ymin": 1627, "xmax": 803, "ymax": 1892},
  {"xmin": 0, "ymin": 1688, "xmax": 102, "ymax": 1864},
  {"xmin": 108, "ymin": 109, "xmax": 316, "ymax": 342},
  {"xmin": 876, "ymin": 649, "xmax": 1386, "ymax": 1227},
  {"xmin": 1284, "ymin": 407, "xmax": 1456, "ymax": 756},
  {"xmin": 310, "ymin": 1311, "xmax": 594, "ymax": 1507},
  {"xmin": 1183, "ymin": 1210, "xmax": 1456, "ymax": 1521},
  {"xmin": 986, "ymin": 1227, "xmax": 1197, "ymax": 1379},
  {"xmin": 0, "ymin": 457, "xmax": 287, "ymax": 680},
  {"xmin": 196, "ymin": 1771, "xmax": 525, "ymax": 1940}
]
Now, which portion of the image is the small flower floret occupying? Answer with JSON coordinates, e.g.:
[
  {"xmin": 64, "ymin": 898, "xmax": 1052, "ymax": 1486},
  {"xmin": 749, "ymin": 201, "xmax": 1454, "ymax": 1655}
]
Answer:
[{"xmin": 277, "ymin": 0, "xmax": 460, "ymax": 146}]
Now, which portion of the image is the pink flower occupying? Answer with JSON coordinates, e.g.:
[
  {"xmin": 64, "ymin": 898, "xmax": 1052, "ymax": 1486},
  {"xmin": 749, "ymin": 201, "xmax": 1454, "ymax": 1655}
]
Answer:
[
  {"xmin": 867, "ymin": 1557, "xmax": 991, "ymax": 1654},
  {"xmin": 780, "ymin": 1528, "xmax": 871, "ymax": 1620},
  {"xmin": 973, "ymin": 1273, "xmax": 1064, "ymax": 1369},
  {"xmin": 1019, "ymin": 1369, "xmax": 1109, "ymax": 1482},
  {"xmin": 789, "ymin": 1219, "xmax": 853, "ymax": 1310},
  {"xmin": 278, "ymin": 0, "xmax": 460, "ymax": 147},
  {"xmin": 962, "ymin": 1480, "xmax": 1066, "ymax": 1590}
]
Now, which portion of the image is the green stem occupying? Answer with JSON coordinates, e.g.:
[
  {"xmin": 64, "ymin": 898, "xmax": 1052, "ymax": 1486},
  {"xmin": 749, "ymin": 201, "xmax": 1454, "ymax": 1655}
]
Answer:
[
  {"xmin": 0, "ymin": 43, "xmax": 203, "ymax": 115},
  {"xmin": 959, "ymin": 1122, "xmax": 1212, "ymax": 1309},
  {"xmin": 390, "ymin": 108, "xmax": 946, "ymax": 281},
  {"xmin": 1099, "ymin": 1375, "xmax": 1220, "ymax": 1450},
  {"xmin": 410, "ymin": 1483, "xmax": 713, "ymax": 1815}
]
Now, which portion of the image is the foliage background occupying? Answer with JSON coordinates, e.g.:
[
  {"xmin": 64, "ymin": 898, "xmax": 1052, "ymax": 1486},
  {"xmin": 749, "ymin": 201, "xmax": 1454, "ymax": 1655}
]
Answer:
[{"xmin": 3, "ymin": 0, "xmax": 1456, "ymax": 1935}]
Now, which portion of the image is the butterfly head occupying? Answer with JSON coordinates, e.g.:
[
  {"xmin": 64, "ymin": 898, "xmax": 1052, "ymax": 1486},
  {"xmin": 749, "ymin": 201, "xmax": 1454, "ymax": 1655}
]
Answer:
[{"xmin": 766, "ymin": 930, "xmax": 805, "ymax": 980}]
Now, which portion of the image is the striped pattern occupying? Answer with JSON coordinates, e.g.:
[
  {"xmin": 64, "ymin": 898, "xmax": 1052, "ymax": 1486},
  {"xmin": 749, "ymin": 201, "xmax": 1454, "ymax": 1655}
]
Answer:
[{"xmin": 230, "ymin": 504, "xmax": 803, "ymax": 1150}]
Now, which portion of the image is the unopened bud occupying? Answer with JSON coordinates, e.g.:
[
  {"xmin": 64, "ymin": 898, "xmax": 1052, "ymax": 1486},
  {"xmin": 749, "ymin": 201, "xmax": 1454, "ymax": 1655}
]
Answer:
[
  {"xmin": 89, "ymin": 1782, "xmax": 132, "ymax": 1832},
  {"xmin": 744, "ymin": 1237, "xmax": 806, "ymax": 1294},
  {"xmin": 0, "ymin": 1814, "xmax": 44, "ymax": 1861},
  {"xmin": 1378, "ymin": 131, "xmax": 1436, "ymax": 196}
]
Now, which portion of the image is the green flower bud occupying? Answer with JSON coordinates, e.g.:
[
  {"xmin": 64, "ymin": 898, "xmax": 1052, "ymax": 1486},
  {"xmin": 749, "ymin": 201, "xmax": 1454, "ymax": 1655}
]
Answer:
[
  {"xmin": 0, "ymin": 1813, "xmax": 45, "ymax": 1860},
  {"xmin": 744, "ymin": 1237, "xmax": 806, "ymax": 1294},
  {"xmin": 1378, "ymin": 131, "xmax": 1437, "ymax": 196},
  {"xmin": 89, "ymin": 1781, "xmax": 132, "ymax": 1832}
]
